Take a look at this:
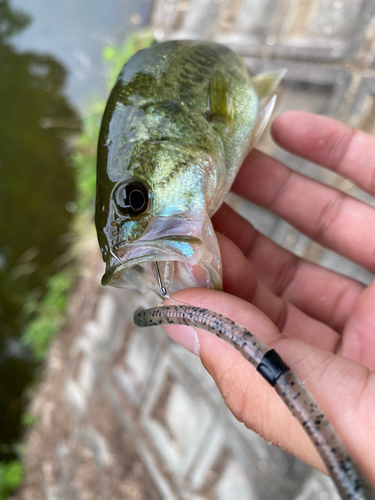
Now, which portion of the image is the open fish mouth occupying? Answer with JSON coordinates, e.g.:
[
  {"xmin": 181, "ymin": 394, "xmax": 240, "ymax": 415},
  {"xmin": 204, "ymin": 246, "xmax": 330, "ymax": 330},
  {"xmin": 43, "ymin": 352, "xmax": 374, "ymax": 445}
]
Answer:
[{"xmin": 101, "ymin": 234, "xmax": 222, "ymax": 295}]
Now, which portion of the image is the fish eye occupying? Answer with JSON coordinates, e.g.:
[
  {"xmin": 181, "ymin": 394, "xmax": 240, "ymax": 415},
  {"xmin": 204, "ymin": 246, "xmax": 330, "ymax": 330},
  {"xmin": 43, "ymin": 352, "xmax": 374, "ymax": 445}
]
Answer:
[{"xmin": 114, "ymin": 181, "xmax": 150, "ymax": 216}]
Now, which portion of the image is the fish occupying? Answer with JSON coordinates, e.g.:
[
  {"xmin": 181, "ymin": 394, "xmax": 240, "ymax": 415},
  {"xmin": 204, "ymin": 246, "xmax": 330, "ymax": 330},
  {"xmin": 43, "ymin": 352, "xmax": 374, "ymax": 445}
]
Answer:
[{"xmin": 95, "ymin": 40, "xmax": 283, "ymax": 296}]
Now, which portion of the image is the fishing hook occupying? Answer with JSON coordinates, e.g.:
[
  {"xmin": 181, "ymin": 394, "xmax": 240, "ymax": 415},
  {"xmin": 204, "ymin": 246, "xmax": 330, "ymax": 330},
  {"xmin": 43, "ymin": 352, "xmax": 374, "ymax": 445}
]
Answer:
[{"xmin": 153, "ymin": 261, "xmax": 168, "ymax": 297}]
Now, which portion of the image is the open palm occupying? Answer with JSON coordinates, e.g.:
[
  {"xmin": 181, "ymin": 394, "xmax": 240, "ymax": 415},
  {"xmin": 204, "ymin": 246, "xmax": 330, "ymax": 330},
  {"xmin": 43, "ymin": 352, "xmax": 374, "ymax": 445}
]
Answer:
[{"xmin": 166, "ymin": 111, "xmax": 375, "ymax": 488}]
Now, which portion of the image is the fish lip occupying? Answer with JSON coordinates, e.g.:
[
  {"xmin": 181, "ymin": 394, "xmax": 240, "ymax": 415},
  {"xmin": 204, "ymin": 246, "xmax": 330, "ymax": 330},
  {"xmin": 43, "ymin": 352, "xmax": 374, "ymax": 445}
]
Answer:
[
  {"xmin": 101, "ymin": 237, "xmax": 202, "ymax": 287},
  {"xmin": 101, "ymin": 257, "xmax": 151, "ymax": 287}
]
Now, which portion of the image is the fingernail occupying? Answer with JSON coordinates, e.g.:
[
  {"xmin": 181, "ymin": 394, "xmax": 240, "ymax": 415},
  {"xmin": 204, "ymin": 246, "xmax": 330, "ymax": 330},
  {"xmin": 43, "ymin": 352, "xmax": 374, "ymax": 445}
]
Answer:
[{"xmin": 162, "ymin": 324, "xmax": 200, "ymax": 357}]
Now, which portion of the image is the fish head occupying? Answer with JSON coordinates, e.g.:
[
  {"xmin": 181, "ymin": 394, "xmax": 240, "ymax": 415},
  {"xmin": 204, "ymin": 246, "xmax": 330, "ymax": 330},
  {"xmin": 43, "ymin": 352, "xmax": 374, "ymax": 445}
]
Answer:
[{"xmin": 96, "ymin": 138, "xmax": 225, "ymax": 297}]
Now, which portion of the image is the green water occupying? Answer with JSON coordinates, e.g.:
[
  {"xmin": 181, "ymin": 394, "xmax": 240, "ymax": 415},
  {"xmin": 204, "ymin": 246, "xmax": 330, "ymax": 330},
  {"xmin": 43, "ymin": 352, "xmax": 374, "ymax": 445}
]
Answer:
[{"xmin": 0, "ymin": 0, "xmax": 78, "ymax": 460}]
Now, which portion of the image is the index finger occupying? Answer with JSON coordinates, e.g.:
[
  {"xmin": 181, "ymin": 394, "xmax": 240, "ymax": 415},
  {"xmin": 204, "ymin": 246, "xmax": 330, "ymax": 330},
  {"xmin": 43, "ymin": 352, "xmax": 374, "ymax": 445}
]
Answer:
[{"xmin": 272, "ymin": 111, "xmax": 375, "ymax": 197}]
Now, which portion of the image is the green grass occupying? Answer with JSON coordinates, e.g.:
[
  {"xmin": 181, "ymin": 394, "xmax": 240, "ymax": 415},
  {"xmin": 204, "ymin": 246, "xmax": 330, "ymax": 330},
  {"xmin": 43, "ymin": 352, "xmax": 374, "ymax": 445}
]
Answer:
[
  {"xmin": 22, "ymin": 270, "xmax": 74, "ymax": 361},
  {"xmin": 0, "ymin": 462, "xmax": 23, "ymax": 500},
  {"xmin": 21, "ymin": 413, "xmax": 39, "ymax": 429}
]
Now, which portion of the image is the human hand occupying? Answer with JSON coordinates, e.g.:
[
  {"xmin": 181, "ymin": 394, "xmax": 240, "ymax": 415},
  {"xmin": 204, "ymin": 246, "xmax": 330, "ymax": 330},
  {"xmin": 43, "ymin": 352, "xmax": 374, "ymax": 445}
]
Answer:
[{"xmin": 162, "ymin": 111, "xmax": 375, "ymax": 487}]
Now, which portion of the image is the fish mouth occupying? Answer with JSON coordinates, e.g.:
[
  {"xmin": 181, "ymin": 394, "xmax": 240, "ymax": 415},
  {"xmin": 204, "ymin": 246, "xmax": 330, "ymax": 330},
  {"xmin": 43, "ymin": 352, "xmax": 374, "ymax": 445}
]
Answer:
[
  {"xmin": 101, "ymin": 217, "xmax": 223, "ymax": 295},
  {"xmin": 102, "ymin": 236, "xmax": 222, "ymax": 294}
]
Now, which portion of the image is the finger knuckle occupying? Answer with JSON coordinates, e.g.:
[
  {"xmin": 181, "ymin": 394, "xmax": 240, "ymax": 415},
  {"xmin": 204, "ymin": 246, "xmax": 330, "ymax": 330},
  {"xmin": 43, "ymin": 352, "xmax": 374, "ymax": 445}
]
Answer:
[{"xmin": 313, "ymin": 192, "xmax": 344, "ymax": 240}]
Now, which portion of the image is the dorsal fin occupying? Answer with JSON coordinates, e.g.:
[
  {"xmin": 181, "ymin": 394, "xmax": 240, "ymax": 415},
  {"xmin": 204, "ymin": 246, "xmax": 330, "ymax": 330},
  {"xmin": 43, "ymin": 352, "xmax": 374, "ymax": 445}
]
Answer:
[{"xmin": 251, "ymin": 69, "xmax": 286, "ymax": 99}]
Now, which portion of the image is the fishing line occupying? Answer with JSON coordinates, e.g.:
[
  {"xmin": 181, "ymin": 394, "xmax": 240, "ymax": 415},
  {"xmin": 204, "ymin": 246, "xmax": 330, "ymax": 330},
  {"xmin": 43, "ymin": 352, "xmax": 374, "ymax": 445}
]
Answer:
[
  {"xmin": 162, "ymin": 296, "xmax": 203, "ymax": 331},
  {"xmin": 153, "ymin": 262, "xmax": 203, "ymax": 331},
  {"xmin": 135, "ymin": 264, "xmax": 375, "ymax": 500}
]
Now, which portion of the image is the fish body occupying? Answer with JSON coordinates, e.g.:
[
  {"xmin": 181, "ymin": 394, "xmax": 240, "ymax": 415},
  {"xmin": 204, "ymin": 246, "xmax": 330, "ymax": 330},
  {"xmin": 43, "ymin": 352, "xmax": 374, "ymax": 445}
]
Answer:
[{"xmin": 96, "ymin": 40, "xmax": 281, "ymax": 295}]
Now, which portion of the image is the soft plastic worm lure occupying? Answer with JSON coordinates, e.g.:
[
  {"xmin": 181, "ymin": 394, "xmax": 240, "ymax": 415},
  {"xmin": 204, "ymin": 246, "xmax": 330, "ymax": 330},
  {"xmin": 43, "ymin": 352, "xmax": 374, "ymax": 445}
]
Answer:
[{"xmin": 134, "ymin": 271, "xmax": 375, "ymax": 500}]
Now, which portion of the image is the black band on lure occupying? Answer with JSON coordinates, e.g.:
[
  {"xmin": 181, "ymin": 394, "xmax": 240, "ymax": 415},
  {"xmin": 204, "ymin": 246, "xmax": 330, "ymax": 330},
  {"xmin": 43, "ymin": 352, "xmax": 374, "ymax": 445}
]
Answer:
[{"xmin": 256, "ymin": 349, "xmax": 289, "ymax": 386}]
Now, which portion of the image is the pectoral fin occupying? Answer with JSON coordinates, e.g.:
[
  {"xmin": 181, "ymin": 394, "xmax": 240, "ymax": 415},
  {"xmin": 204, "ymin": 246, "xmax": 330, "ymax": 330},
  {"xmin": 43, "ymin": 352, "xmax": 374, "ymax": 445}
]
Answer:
[
  {"xmin": 246, "ymin": 94, "xmax": 278, "ymax": 153},
  {"xmin": 253, "ymin": 94, "xmax": 277, "ymax": 144},
  {"xmin": 208, "ymin": 72, "xmax": 233, "ymax": 128},
  {"xmin": 251, "ymin": 69, "xmax": 286, "ymax": 99}
]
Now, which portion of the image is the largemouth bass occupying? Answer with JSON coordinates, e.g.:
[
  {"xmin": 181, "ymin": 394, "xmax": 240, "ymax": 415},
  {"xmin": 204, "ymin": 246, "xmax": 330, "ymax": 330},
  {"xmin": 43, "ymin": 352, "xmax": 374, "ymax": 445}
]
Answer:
[{"xmin": 96, "ymin": 40, "xmax": 282, "ymax": 295}]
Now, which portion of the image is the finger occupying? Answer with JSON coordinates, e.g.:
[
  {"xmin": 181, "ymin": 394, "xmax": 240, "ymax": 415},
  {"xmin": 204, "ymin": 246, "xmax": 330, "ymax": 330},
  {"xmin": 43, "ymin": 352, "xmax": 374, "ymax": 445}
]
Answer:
[
  {"xmin": 216, "ymin": 232, "xmax": 340, "ymax": 352},
  {"xmin": 212, "ymin": 204, "xmax": 364, "ymax": 332},
  {"xmin": 231, "ymin": 149, "xmax": 375, "ymax": 273},
  {"xmin": 164, "ymin": 288, "xmax": 375, "ymax": 487},
  {"xmin": 272, "ymin": 111, "xmax": 375, "ymax": 197},
  {"xmin": 341, "ymin": 279, "xmax": 375, "ymax": 370}
]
